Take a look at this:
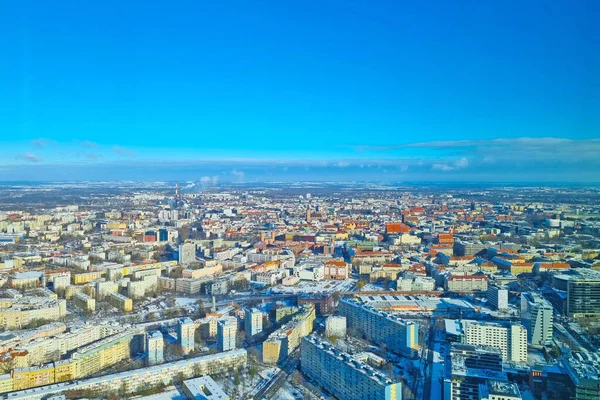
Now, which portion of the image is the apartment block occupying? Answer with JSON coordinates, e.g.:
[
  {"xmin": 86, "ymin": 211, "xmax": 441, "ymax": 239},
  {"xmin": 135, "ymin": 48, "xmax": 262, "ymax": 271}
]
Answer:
[
  {"xmin": 446, "ymin": 319, "xmax": 527, "ymax": 363},
  {"xmin": 108, "ymin": 293, "xmax": 133, "ymax": 312},
  {"xmin": 217, "ymin": 318, "xmax": 237, "ymax": 352},
  {"xmin": 339, "ymin": 298, "xmax": 418, "ymax": 358},
  {"xmin": 178, "ymin": 317, "xmax": 196, "ymax": 354},
  {"xmin": 146, "ymin": 331, "xmax": 164, "ymax": 366},
  {"xmin": 324, "ymin": 260, "xmax": 350, "ymax": 280},
  {"xmin": 0, "ymin": 298, "xmax": 67, "ymax": 330},
  {"xmin": 263, "ymin": 304, "xmax": 315, "ymax": 364},
  {"xmin": 73, "ymin": 292, "xmax": 96, "ymax": 312},
  {"xmin": 244, "ymin": 308, "xmax": 263, "ymax": 340},
  {"xmin": 487, "ymin": 285, "xmax": 509, "ymax": 311},
  {"xmin": 301, "ymin": 335, "xmax": 401, "ymax": 400},
  {"xmin": 2, "ymin": 349, "xmax": 247, "ymax": 397}
]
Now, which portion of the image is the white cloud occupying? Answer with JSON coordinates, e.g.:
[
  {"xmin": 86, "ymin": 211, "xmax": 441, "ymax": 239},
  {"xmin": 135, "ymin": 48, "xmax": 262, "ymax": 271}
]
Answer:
[
  {"xmin": 20, "ymin": 152, "xmax": 42, "ymax": 163},
  {"xmin": 113, "ymin": 145, "xmax": 135, "ymax": 157},
  {"xmin": 200, "ymin": 176, "xmax": 219, "ymax": 185},
  {"xmin": 231, "ymin": 169, "xmax": 245, "ymax": 179}
]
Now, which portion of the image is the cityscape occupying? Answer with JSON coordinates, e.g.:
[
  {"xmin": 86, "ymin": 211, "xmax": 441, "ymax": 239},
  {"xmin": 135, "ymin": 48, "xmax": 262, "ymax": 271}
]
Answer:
[
  {"xmin": 2, "ymin": 1, "xmax": 599, "ymax": 399},
  {"xmin": 0, "ymin": 182, "xmax": 599, "ymax": 399}
]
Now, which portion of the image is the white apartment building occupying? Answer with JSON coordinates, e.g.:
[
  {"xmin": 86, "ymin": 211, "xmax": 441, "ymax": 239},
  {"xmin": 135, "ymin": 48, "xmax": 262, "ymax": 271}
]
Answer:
[
  {"xmin": 487, "ymin": 285, "xmax": 509, "ymax": 311},
  {"xmin": 463, "ymin": 320, "xmax": 527, "ymax": 363}
]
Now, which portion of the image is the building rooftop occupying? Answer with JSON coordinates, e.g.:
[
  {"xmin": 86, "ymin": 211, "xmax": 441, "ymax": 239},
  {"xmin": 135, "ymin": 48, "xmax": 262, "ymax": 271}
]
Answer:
[
  {"xmin": 304, "ymin": 335, "xmax": 395, "ymax": 387},
  {"xmin": 182, "ymin": 375, "xmax": 229, "ymax": 400},
  {"xmin": 480, "ymin": 380, "xmax": 521, "ymax": 398}
]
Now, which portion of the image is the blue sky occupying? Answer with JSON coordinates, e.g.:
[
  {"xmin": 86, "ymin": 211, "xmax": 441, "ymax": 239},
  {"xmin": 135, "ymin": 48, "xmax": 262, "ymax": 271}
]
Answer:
[{"xmin": 1, "ymin": 0, "xmax": 599, "ymax": 182}]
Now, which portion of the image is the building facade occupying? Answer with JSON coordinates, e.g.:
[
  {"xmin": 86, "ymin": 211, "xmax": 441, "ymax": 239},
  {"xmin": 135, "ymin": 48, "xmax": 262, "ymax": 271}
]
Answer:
[
  {"xmin": 146, "ymin": 331, "xmax": 164, "ymax": 366},
  {"xmin": 339, "ymin": 298, "xmax": 418, "ymax": 358},
  {"xmin": 177, "ymin": 318, "xmax": 196, "ymax": 354},
  {"xmin": 244, "ymin": 308, "xmax": 263, "ymax": 340},
  {"xmin": 301, "ymin": 335, "xmax": 401, "ymax": 400},
  {"xmin": 217, "ymin": 318, "xmax": 237, "ymax": 352},
  {"xmin": 521, "ymin": 292, "xmax": 553, "ymax": 346}
]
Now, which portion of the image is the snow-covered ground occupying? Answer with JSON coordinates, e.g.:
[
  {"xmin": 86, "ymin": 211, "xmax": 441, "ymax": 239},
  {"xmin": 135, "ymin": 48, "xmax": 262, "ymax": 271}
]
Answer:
[
  {"xmin": 130, "ymin": 386, "xmax": 185, "ymax": 400},
  {"xmin": 174, "ymin": 297, "xmax": 197, "ymax": 307},
  {"xmin": 271, "ymin": 279, "xmax": 356, "ymax": 294},
  {"xmin": 361, "ymin": 283, "xmax": 386, "ymax": 292}
]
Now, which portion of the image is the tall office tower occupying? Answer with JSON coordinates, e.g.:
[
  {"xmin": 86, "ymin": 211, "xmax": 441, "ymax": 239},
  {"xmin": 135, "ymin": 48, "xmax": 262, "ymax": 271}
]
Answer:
[
  {"xmin": 244, "ymin": 308, "xmax": 263, "ymax": 340},
  {"xmin": 487, "ymin": 285, "xmax": 509, "ymax": 310},
  {"xmin": 339, "ymin": 298, "xmax": 418, "ymax": 357},
  {"xmin": 301, "ymin": 335, "xmax": 401, "ymax": 400},
  {"xmin": 217, "ymin": 317, "xmax": 237, "ymax": 352},
  {"xmin": 554, "ymin": 269, "xmax": 600, "ymax": 317},
  {"xmin": 146, "ymin": 331, "xmax": 164, "ymax": 366},
  {"xmin": 521, "ymin": 292, "xmax": 554, "ymax": 346},
  {"xmin": 177, "ymin": 317, "xmax": 196, "ymax": 353},
  {"xmin": 178, "ymin": 242, "xmax": 196, "ymax": 265}
]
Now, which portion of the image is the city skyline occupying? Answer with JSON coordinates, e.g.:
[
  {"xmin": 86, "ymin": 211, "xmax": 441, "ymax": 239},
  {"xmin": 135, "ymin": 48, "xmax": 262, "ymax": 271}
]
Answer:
[{"xmin": 2, "ymin": 1, "xmax": 599, "ymax": 182}]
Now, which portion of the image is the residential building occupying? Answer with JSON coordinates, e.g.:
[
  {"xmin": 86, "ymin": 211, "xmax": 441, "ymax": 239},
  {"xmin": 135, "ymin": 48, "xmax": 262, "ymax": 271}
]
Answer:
[
  {"xmin": 146, "ymin": 331, "xmax": 164, "ymax": 366},
  {"xmin": 217, "ymin": 318, "xmax": 237, "ymax": 352},
  {"xmin": 263, "ymin": 304, "xmax": 315, "ymax": 364},
  {"xmin": 339, "ymin": 298, "xmax": 418, "ymax": 358},
  {"xmin": 487, "ymin": 285, "xmax": 509, "ymax": 311},
  {"xmin": 301, "ymin": 335, "xmax": 401, "ymax": 400},
  {"xmin": 73, "ymin": 292, "xmax": 96, "ymax": 312},
  {"xmin": 178, "ymin": 242, "xmax": 196, "ymax": 265},
  {"xmin": 1, "ymin": 349, "xmax": 247, "ymax": 397},
  {"xmin": 446, "ymin": 275, "xmax": 488, "ymax": 292},
  {"xmin": 0, "ymin": 298, "xmax": 67, "ymax": 330},
  {"xmin": 244, "ymin": 308, "xmax": 262, "ymax": 340},
  {"xmin": 108, "ymin": 293, "xmax": 133, "ymax": 312},
  {"xmin": 298, "ymin": 293, "xmax": 334, "ymax": 316},
  {"xmin": 177, "ymin": 318, "xmax": 196, "ymax": 354},
  {"xmin": 324, "ymin": 260, "xmax": 350, "ymax": 280},
  {"xmin": 446, "ymin": 319, "xmax": 527, "ymax": 363}
]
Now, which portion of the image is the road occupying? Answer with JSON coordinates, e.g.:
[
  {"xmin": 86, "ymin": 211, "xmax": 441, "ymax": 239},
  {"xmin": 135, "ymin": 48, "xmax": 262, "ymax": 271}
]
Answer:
[
  {"xmin": 254, "ymin": 350, "xmax": 301, "ymax": 399},
  {"xmin": 422, "ymin": 322, "xmax": 435, "ymax": 400}
]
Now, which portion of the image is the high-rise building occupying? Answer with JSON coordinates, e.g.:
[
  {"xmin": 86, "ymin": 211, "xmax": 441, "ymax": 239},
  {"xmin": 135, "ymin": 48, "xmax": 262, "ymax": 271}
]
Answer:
[
  {"xmin": 487, "ymin": 285, "xmax": 509, "ymax": 311},
  {"xmin": 557, "ymin": 269, "xmax": 600, "ymax": 317},
  {"xmin": 244, "ymin": 308, "xmax": 263, "ymax": 340},
  {"xmin": 262, "ymin": 304, "xmax": 315, "ymax": 364},
  {"xmin": 448, "ymin": 319, "xmax": 527, "ymax": 363},
  {"xmin": 146, "ymin": 331, "xmax": 164, "ymax": 366},
  {"xmin": 301, "ymin": 335, "xmax": 401, "ymax": 400},
  {"xmin": 563, "ymin": 350, "xmax": 600, "ymax": 399},
  {"xmin": 521, "ymin": 292, "xmax": 554, "ymax": 346},
  {"xmin": 178, "ymin": 242, "xmax": 196, "ymax": 265},
  {"xmin": 444, "ymin": 343, "xmax": 510, "ymax": 400},
  {"xmin": 177, "ymin": 318, "xmax": 195, "ymax": 353},
  {"xmin": 339, "ymin": 298, "xmax": 418, "ymax": 357},
  {"xmin": 217, "ymin": 318, "xmax": 237, "ymax": 352}
]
